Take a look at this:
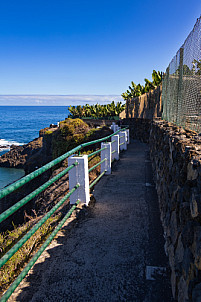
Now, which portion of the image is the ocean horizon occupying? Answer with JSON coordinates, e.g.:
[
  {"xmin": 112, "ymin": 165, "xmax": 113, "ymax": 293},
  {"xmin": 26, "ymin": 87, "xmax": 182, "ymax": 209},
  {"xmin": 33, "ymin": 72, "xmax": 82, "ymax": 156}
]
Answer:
[
  {"xmin": 0, "ymin": 95, "xmax": 122, "ymax": 106},
  {"xmin": 0, "ymin": 97, "xmax": 125, "ymax": 190}
]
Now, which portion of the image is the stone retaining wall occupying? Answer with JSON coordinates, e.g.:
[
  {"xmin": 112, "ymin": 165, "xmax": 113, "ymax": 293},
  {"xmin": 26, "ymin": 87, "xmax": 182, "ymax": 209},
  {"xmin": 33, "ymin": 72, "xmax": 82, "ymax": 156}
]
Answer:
[
  {"xmin": 149, "ymin": 119, "xmax": 201, "ymax": 302},
  {"xmin": 121, "ymin": 118, "xmax": 151, "ymax": 143},
  {"xmin": 126, "ymin": 85, "xmax": 162, "ymax": 119}
]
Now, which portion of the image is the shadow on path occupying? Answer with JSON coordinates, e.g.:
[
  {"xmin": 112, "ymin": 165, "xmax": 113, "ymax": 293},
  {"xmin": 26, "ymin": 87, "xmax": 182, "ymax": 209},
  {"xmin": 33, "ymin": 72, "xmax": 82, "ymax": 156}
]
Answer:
[{"xmin": 9, "ymin": 140, "xmax": 174, "ymax": 302}]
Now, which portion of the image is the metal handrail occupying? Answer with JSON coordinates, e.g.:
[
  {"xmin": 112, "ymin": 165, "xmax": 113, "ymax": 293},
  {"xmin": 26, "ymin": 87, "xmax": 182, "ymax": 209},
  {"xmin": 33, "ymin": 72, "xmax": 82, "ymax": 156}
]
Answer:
[
  {"xmin": 88, "ymin": 158, "xmax": 106, "ymax": 173},
  {"xmin": 0, "ymin": 125, "xmax": 129, "ymax": 301},
  {"xmin": 0, "ymin": 200, "xmax": 81, "ymax": 302},
  {"xmin": 88, "ymin": 147, "xmax": 107, "ymax": 158},
  {"xmin": 88, "ymin": 127, "xmax": 128, "ymax": 188},
  {"xmin": 0, "ymin": 148, "xmax": 82, "ymax": 200},
  {"xmin": 0, "ymin": 184, "xmax": 80, "ymax": 269},
  {"xmin": 0, "ymin": 127, "xmax": 128, "ymax": 200},
  {"xmin": 89, "ymin": 171, "xmax": 106, "ymax": 189},
  {"xmin": 0, "ymin": 163, "xmax": 78, "ymax": 224}
]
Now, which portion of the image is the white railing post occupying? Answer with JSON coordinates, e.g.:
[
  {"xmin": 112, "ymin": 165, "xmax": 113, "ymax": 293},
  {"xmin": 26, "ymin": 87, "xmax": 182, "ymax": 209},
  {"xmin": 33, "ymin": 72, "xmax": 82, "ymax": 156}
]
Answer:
[
  {"xmin": 119, "ymin": 131, "xmax": 127, "ymax": 151},
  {"xmin": 101, "ymin": 142, "xmax": 111, "ymax": 175},
  {"xmin": 110, "ymin": 122, "xmax": 116, "ymax": 132},
  {"xmin": 126, "ymin": 129, "xmax": 130, "ymax": 144},
  {"xmin": 111, "ymin": 135, "xmax": 119, "ymax": 161},
  {"xmin": 113, "ymin": 124, "xmax": 119, "ymax": 133},
  {"xmin": 68, "ymin": 155, "xmax": 90, "ymax": 205}
]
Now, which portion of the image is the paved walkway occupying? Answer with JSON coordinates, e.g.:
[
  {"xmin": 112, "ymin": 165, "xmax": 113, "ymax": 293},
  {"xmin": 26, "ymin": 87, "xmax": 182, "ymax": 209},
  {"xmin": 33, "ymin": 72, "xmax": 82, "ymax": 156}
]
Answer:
[{"xmin": 9, "ymin": 140, "xmax": 174, "ymax": 302}]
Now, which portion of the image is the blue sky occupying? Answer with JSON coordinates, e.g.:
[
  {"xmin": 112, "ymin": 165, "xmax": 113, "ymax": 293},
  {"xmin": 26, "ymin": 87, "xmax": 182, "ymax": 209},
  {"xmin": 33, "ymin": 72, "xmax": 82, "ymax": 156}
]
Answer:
[{"xmin": 0, "ymin": 0, "xmax": 200, "ymax": 105}]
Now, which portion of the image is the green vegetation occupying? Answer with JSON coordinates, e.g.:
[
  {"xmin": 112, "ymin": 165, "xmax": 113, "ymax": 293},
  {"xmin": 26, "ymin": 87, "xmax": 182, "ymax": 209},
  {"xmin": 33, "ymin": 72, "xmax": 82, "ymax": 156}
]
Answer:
[
  {"xmin": 0, "ymin": 214, "xmax": 60, "ymax": 295},
  {"xmin": 52, "ymin": 118, "xmax": 90, "ymax": 158},
  {"xmin": 192, "ymin": 59, "xmax": 201, "ymax": 75},
  {"xmin": 60, "ymin": 118, "xmax": 89, "ymax": 136},
  {"xmin": 45, "ymin": 130, "xmax": 54, "ymax": 135},
  {"xmin": 52, "ymin": 118, "xmax": 108, "ymax": 159},
  {"xmin": 174, "ymin": 60, "xmax": 201, "ymax": 76},
  {"xmin": 68, "ymin": 101, "xmax": 126, "ymax": 119},
  {"xmin": 0, "ymin": 118, "xmax": 113, "ymax": 296},
  {"xmin": 121, "ymin": 70, "xmax": 162, "ymax": 100}
]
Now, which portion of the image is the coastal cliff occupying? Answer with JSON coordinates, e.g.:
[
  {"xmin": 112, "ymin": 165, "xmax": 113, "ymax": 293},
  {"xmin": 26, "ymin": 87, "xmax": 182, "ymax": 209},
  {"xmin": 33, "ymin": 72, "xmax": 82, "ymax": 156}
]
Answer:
[
  {"xmin": 0, "ymin": 137, "xmax": 44, "ymax": 172},
  {"xmin": 0, "ymin": 118, "xmax": 112, "ymax": 174},
  {"xmin": 0, "ymin": 118, "xmax": 113, "ymax": 230}
]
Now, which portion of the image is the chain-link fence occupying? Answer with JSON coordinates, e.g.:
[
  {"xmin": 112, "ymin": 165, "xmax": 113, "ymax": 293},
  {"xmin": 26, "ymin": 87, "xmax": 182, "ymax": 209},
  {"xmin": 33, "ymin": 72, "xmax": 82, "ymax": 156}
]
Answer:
[{"xmin": 162, "ymin": 16, "xmax": 201, "ymax": 133}]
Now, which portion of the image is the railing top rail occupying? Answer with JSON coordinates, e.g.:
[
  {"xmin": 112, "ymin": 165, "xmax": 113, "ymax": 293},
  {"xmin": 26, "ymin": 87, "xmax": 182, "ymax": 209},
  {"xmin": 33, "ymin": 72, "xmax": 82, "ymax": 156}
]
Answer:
[
  {"xmin": 0, "ymin": 126, "xmax": 128, "ymax": 200},
  {"xmin": 0, "ymin": 163, "xmax": 78, "ymax": 224},
  {"xmin": 80, "ymin": 126, "xmax": 128, "ymax": 148},
  {"xmin": 0, "ymin": 124, "xmax": 129, "ymax": 301},
  {"xmin": 1, "ymin": 199, "xmax": 81, "ymax": 302}
]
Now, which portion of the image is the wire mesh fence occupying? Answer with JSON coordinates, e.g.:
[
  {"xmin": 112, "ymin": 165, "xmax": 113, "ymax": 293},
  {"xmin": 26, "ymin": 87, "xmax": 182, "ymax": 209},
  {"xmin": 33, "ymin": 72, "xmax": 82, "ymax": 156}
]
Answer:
[{"xmin": 162, "ymin": 16, "xmax": 201, "ymax": 133}]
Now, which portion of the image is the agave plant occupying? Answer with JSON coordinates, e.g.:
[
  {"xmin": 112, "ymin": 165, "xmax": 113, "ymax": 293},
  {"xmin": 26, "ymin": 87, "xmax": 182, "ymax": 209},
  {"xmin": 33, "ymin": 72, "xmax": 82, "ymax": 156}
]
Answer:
[
  {"xmin": 144, "ymin": 78, "xmax": 155, "ymax": 91},
  {"xmin": 68, "ymin": 106, "xmax": 79, "ymax": 117},
  {"xmin": 68, "ymin": 101, "xmax": 126, "ymax": 119},
  {"xmin": 192, "ymin": 59, "xmax": 201, "ymax": 75},
  {"xmin": 83, "ymin": 104, "xmax": 91, "ymax": 117},
  {"xmin": 121, "ymin": 70, "xmax": 162, "ymax": 100},
  {"xmin": 76, "ymin": 105, "xmax": 84, "ymax": 117},
  {"xmin": 152, "ymin": 70, "xmax": 162, "ymax": 87}
]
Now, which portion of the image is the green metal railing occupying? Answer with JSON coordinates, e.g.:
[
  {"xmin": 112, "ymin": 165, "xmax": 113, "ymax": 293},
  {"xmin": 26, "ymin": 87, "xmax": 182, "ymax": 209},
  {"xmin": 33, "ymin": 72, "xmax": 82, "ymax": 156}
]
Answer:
[
  {"xmin": 0, "ymin": 125, "xmax": 128, "ymax": 301},
  {"xmin": 88, "ymin": 158, "xmax": 106, "ymax": 173},
  {"xmin": 86, "ymin": 127, "xmax": 127, "ymax": 187},
  {"xmin": 89, "ymin": 171, "xmax": 106, "ymax": 189},
  {"xmin": 0, "ymin": 200, "xmax": 80, "ymax": 302},
  {"xmin": 87, "ymin": 128, "xmax": 129, "ymax": 185},
  {"xmin": 0, "ymin": 163, "xmax": 78, "ymax": 224},
  {"xmin": 0, "ymin": 127, "xmax": 127, "ymax": 201},
  {"xmin": 0, "ymin": 184, "xmax": 80, "ymax": 269},
  {"xmin": 88, "ymin": 147, "xmax": 107, "ymax": 158}
]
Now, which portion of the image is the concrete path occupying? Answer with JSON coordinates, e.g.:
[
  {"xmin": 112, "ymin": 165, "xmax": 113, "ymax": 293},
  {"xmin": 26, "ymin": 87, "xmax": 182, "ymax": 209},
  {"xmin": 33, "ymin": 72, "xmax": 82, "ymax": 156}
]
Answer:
[{"xmin": 9, "ymin": 140, "xmax": 174, "ymax": 302}]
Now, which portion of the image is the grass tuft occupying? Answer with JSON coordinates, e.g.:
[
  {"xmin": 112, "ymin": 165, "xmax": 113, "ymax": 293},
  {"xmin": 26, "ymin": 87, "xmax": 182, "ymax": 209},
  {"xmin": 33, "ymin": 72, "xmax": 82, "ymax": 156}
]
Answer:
[{"xmin": 0, "ymin": 213, "xmax": 61, "ymax": 296}]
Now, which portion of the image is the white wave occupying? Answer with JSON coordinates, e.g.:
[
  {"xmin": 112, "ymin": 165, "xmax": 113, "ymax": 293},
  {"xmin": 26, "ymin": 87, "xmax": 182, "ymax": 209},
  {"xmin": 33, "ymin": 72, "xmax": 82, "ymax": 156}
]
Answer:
[{"xmin": 0, "ymin": 139, "xmax": 24, "ymax": 150}]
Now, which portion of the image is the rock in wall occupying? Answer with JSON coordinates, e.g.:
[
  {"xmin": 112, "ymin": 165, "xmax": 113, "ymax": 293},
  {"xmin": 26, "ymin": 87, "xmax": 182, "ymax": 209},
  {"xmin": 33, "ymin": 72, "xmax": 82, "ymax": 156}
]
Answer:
[
  {"xmin": 121, "ymin": 118, "xmax": 151, "ymax": 143},
  {"xmin": 149, "ymin": 119, "xmax": 201, "ymax": 302}
]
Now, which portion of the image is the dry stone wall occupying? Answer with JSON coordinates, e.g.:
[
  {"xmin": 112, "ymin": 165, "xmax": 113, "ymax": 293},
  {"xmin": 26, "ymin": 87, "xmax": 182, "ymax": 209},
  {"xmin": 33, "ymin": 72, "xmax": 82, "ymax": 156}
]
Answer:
[
  {"xmin": 149, "ymin": 119, "xmax": 201, "ymax": 302},
  {"xmin": 121, "ymin": 118, "xmax": 151, "ymax": 143},
  {"xmin": 126, "ymin": 85, "xmax": 162, "ymax": 119}
]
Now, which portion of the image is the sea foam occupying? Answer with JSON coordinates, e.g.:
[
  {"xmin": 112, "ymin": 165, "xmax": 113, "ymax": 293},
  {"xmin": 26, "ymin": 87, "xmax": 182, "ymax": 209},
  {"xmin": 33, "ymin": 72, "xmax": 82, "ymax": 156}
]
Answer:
[{"xmin": 0, "ymin": 139, "xmax": 24, "ymax": 150}]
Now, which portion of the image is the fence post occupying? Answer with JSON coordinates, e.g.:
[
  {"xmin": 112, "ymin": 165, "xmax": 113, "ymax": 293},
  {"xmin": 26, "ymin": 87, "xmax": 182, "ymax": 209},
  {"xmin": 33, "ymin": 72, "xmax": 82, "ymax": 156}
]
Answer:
[
  {"xmin": 101, "ymin": 142, "xmax": 111, "ymax": 175},
  {"xmin": 110, "ymin": 122, "xmax": 116, "ymax": 132},
  {"xmin": 119, "ymin": 131, "xmax": 127, "ymax": 151},
  {"xmin": 126, "ymin": 129, "xmax": 130, "ymax": 144},
  {"xmin": 113, "ymin": 124, "xmax": 119, "ymax": 133},
  {"xmin": 111, "ymin": 135, "xmax": 119, "ymax": 161},
  {"xmin": 177, "ymin": 47, "xmax": 184, "ymax": 126},
  {"xmin": 68, "ymin": 155, "xmax": 90, "ymax": 205}
]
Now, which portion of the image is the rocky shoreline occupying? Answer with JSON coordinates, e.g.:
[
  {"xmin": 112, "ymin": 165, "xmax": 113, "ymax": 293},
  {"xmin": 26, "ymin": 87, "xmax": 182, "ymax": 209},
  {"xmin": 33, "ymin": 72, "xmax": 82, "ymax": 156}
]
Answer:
[
  {"xmin": 0, "ymin": 126, "xmax": 57, "ymax": 174},
  {"xmin": 0, "ymin": 118, "xmax": 113, "ymax": 231},
  {"xmin": 0, "ymin": 119, "xmax": 115, "ymax": 173}
]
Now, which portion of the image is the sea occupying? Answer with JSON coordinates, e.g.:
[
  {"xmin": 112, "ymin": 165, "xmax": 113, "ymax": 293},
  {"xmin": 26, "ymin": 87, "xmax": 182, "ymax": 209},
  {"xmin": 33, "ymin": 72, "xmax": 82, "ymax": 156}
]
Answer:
[{"xmin": 0, "ymin": 106, "xmax": 69, "ymax": 190}]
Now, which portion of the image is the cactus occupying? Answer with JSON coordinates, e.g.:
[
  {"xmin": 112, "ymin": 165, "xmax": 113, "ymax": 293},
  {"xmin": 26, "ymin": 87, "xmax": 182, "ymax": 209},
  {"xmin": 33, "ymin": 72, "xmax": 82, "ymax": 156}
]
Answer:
[{"xmin": 121, "ymin": 70, "xmax": 162, "ymax": 100}]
